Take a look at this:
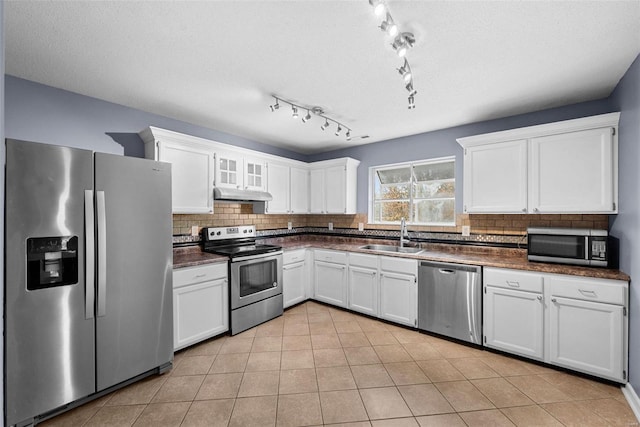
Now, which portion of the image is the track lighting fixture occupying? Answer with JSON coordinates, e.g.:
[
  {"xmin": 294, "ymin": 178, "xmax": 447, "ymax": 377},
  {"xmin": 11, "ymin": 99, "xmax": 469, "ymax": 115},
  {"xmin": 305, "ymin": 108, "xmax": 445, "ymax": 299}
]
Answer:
[
  {"xmin": 379, "ymin": 13, "xmax": 398, "ymax": 37},
  {"xmin": 369, "ymin": 0, "xmax": 386, "ymax": 16},
  {"xmin": 367, "ymin": 1, "xmax": 417, "ymax": 108},
  {"xmin": 269, "ymin": 96, "xmax": 354, "ymax": 141}
]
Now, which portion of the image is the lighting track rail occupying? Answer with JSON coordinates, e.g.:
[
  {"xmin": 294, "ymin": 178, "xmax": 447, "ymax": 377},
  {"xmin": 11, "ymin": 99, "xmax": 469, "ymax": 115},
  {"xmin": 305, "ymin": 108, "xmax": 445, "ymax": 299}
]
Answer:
[
  {"xmin": 368, "ymin": 0, "xmax": 417, "ymax": 109},
  {"xmin": 269, "ymin": 96, "xmax": 353, "ymax": 141}
]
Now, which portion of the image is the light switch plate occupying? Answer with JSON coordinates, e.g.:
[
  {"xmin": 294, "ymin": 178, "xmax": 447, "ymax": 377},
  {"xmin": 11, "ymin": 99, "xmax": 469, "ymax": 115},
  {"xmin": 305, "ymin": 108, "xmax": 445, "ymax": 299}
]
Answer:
[
  {"xmin": 288, "ymin": 222, "xmax": 292, "ymax": 230},
  {"xmin": 462, "ymin": 225, "xmax": 471, "ymax": 236},
  {"xmin": 328, "ymin": 222, "xmax": 334, "ymax": 230},
  {"xmin": 191, "ymin": 225, "xmax": 199, "ymax": 236},
  {"xmin": 358, "ymin": 223, "xmax": 364, "ymax": 231}
]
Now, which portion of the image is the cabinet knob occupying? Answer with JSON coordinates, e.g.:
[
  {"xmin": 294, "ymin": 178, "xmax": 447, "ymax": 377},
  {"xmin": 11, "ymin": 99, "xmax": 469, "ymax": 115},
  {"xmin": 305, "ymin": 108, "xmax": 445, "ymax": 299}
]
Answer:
[
  {"xmin": 537, "ymin": 295, "xmax": 542, "ymax": 301},
  {"xmin": 522, "ymin": 208, "xmax": 527, "ymax": 213},
  {"xmin": 533, "ymin": 207, "xmax": 539, "ymax": 213},
  {"xmin": 551, "ymin": 298, "xmax": 557, "ymax": 303}
]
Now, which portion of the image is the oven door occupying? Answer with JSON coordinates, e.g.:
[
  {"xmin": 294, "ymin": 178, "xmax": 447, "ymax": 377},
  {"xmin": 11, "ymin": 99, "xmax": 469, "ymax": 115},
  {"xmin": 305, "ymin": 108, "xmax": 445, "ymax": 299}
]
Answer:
[{"xmin": 230, "ymin": 252, "xmax": 283, "ymax": 310}]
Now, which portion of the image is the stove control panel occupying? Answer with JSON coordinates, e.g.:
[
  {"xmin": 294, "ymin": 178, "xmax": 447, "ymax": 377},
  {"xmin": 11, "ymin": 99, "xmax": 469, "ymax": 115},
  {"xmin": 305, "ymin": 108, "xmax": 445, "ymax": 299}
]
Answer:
[{"xmin": 202, "ymin": 225, "xmax": 255, "ymax": 241}]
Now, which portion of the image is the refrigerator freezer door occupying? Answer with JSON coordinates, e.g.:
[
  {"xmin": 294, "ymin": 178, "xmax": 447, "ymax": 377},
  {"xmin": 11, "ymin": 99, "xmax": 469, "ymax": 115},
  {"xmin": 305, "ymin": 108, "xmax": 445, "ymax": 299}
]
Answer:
[
  {"xmin": 5, "ymin": 139, "xmax": 96, "ymax": 426},
  {"xmin": 94, "ymin": 153, "xmax": 173, "ymax": 391}
]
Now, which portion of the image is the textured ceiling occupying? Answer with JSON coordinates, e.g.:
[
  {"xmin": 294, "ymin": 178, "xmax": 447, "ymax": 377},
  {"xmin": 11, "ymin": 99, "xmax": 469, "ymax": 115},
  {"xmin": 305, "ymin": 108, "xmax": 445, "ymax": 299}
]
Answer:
[{"xmin": 5, "ymin": 1, "xmax": 640, "ymax": 154}]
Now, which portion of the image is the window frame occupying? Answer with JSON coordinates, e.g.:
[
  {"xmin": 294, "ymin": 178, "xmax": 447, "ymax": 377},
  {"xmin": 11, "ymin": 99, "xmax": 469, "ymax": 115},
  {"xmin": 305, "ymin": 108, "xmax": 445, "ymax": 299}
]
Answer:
[{"xmin": 368, "ymin": 156, "xmax": 456, "ymax": 226}]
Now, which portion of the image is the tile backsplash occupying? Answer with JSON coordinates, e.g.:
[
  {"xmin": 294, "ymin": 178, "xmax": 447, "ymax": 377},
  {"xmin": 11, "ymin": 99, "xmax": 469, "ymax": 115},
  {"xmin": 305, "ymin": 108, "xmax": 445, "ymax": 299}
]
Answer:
[{"xmin": 173, "ymin": 202, "xmax": 609, "ymax": 237}]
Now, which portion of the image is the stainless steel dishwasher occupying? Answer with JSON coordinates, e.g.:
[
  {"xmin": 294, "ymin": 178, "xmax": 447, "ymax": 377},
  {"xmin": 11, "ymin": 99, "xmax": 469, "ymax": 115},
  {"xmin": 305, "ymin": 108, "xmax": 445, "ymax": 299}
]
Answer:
[{"xmin": 418, "ymin": 261, "xmax": 482, "ymax": 345}]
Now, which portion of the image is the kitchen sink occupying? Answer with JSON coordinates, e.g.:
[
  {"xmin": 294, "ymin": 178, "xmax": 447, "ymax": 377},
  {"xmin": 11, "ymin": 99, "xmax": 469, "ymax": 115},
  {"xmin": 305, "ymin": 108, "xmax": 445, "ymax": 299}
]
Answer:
[{"xmin": 359, "ymin": 244, "xmax": 423, "ymax": 254}]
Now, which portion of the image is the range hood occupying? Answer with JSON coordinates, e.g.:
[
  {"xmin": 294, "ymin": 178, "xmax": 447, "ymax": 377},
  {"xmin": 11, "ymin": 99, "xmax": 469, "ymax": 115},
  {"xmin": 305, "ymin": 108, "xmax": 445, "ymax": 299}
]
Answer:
[{"xmin": 213, "ymin": 187, "xmax": 273, "ymax": 202}]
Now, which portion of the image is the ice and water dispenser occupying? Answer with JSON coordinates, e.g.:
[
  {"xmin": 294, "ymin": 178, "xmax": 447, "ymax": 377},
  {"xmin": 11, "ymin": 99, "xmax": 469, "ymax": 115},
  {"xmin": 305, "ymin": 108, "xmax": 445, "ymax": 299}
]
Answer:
[{"xmin": 26, "ymin": 236, "xmax": 79, "ymax": 290}]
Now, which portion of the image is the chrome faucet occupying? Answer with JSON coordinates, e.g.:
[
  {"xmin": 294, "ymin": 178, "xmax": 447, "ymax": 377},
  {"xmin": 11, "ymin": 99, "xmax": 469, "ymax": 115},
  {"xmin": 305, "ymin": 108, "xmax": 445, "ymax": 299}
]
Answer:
[{"xmin": 400, "ymin": 217, "xmax": 410, "ymax": 247}]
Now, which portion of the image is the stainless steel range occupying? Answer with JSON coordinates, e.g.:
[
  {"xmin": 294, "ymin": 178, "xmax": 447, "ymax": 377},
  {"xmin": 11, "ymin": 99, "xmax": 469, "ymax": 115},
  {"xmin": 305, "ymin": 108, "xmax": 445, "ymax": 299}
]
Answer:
[{"xmin": 202, "ymin": 225, "xmax": 283, "ymax": 335}]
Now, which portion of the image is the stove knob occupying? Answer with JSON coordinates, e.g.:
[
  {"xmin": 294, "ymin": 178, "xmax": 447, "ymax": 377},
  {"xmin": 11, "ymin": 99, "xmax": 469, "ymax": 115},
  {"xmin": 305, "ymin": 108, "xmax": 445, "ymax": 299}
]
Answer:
[
  {"xmin": 209, "ymin": 232, "xmax": 214, "ymax": 237},
  {"xmin": 216, "ymin": 231, "xmax": 221, "ymax": 236},
  {"xmin": 243, "ymin": 230, "xmax": 247, "ymax": 233}
]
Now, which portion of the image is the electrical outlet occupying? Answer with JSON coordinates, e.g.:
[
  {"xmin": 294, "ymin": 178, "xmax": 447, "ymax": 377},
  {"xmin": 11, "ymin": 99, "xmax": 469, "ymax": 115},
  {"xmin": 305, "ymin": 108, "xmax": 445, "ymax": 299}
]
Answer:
[
  {"xmin": 287, "ymin": 221, "xmax": 292, "ymax": 230},
  {"xmin": 328, "ymin": 222, "xmax": 334, "ymax": 230},
  {"xmin": 191, "ymin": 225, "xmax": 199, "ymax": 236},
  {"xmin": 358, "ymin": 222, "xmax": 364, "ymax": 231},
  {"xmin": 462, "ymin": 225, "xmax": 471, "ymax": 236}
]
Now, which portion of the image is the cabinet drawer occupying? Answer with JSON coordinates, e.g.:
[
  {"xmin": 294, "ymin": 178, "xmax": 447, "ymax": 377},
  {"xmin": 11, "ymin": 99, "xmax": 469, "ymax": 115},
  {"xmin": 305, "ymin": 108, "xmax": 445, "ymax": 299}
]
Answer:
[
  {"xmin": 284, "ymin": 249, "xmax": 306, "ymax": 265},
  {"xmin": 349, "ymin": 253, "xmax": 378, "ymax": 269},
  {"xmin": 484, "ymin": 268, "xmax": 543, "ymax": 293},
  {"xmin": 314, "ymin": 249, "xmax": 347, "ymax": 264},
  {"xmin": 546, "ymin": 275, "xmax": 627, "ymax": 305},
  {"xmin": 380, "ymin": 256, "xmax": 416, "ymax": 275},
  {"xmin": 174, "ymin": 263, "xmax": 227, "ymax": 288}
]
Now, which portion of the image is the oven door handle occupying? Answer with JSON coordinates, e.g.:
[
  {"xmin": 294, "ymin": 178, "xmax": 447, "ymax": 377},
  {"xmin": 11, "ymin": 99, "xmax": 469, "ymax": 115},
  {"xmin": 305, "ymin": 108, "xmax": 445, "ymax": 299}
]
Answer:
[{"xmin": 231, "ymin": 250, "xmax": 284, "ymax": 262}]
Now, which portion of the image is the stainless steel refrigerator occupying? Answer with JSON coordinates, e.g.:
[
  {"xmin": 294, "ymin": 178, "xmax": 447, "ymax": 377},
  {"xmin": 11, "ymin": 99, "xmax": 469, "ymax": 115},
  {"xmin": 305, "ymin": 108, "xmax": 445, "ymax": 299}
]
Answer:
[{"xmin": 5, "ymin": 139, "xmax": 173, "ymax": 426}]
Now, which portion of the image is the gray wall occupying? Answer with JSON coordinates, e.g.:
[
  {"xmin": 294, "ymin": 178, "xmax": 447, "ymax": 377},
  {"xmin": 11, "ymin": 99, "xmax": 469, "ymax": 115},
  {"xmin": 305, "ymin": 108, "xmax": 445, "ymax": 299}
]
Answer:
[
  {"xmin": 5, "ymin": 76, "xmax": 308, "ymax": 162},
  {"xmin": 610, "ymin": 54, "xmax": 640, "ymax": 391},
  {"xmin": 308, "ymin": 100, "xmax": 616, "ymax": 213}
]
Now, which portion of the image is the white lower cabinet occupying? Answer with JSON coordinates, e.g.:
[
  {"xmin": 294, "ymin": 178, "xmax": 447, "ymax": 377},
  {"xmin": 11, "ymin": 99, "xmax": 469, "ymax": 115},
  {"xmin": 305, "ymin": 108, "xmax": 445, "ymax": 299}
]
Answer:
[
  {"xmin": 379, "ymin": 257, "xmax": 417, "ymax": 327},
  {"xmin": 484, "ymin": 268, "xmax": 544, "ymax": 360},
  {"xmin": 484, "ymin": 286, "xmax": 544, "ymax": 360},
  {"xmin": 283, "ymin": 250, "xmax": 307, "ymax": 308},
  {"xmin": 348, "ymin": 253, "xmax": 379, "ymax": 316},
  {"xmin": 313, "ymin": 250, "xmax": 348, "ymax": 307},
  {"xmin": 547, "ymin": 276, "xmax": 627, "ymax": 382},
  {"xmin": 483, "ymin": 267, "xmax": 628, "ymax": 383},
  {"xmin": 173, "ymin": 263, "xmax": 229, "ymax": 351}
]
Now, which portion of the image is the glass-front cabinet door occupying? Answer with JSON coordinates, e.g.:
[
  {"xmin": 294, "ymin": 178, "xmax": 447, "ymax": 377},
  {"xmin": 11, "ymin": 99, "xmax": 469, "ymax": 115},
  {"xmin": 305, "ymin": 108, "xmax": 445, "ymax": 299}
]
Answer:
[
  {"xmin": 244, "ymin": 158, "xmax": 266, "ymax": 191},
  {"xmin": 216, "ymin": 152, "xmax": 242, "ymax": 189}
]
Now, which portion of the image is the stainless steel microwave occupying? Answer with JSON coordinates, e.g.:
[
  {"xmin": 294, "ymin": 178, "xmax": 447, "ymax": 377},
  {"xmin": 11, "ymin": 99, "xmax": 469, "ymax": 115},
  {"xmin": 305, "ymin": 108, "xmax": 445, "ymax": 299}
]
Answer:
[{"xmin": 527, "ymin": 227, "xmax": 609, "ymax": 267}]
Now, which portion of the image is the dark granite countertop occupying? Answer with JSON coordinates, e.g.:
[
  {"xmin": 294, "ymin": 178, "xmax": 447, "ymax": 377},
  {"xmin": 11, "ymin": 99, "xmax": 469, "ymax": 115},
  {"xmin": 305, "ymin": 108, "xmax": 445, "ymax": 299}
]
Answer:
[{"xmin": 173, "ymin": 236, "xmax": 630, "ymax": 282}]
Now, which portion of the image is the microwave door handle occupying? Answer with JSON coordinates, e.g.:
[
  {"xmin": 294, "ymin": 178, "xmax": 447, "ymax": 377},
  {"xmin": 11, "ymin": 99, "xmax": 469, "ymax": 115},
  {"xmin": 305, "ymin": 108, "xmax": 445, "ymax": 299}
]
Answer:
[
  {"xmin": 96, "ymin": 191, "xmax": 107, "ymax": 317},
  {"xmin": 84, "ymin": 190, "xmax": 95, "ymax": 319},
  {"xmin": 585, "ymin": 236, "xmax": 590, "ymax": 260}
]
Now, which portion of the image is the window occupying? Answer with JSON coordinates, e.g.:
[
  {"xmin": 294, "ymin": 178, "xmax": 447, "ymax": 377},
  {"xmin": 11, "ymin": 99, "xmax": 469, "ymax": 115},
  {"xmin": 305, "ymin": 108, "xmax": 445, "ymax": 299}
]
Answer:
[{"xmin": 370, "ymin": 157, "xmax": 455, "ymax": 225}]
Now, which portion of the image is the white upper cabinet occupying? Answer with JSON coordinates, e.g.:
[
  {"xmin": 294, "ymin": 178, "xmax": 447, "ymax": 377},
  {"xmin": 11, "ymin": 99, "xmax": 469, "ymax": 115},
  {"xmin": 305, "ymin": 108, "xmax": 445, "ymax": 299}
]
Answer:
[
  {"xmin": 266, "ymin": 162, "xmax": 309, "ymax": 214},
  {"xmin": 244, "ymin": 158, "xmax": 267, "ymax": 192},
  {"xmin": 141, "ymin": 133, "xmax": 214, "ymax": 214},
  {"xmin": 290, "ymin": 166, "xmax": 310, "ymax": 214},
  {"xmin": 141, "ymin": 127, "xmax": 358, "ymax": 215},
  {"xmin": 215, "ymin": 151, "xmax": 242, "ymax": 190},
  {"xmin": 457, "ymin": 113, "xmax": 619, "ymax": 214},
  {"xmin": 529, "ymin": 128, "xmax": 614, "ymax": 213},
  {"xmin": 463, "ymin": 140, "xmax": 528, "ymax": 213},
  {"xmin": 309, "ymin": 158, "xmax": 360, "ymax": 214}
]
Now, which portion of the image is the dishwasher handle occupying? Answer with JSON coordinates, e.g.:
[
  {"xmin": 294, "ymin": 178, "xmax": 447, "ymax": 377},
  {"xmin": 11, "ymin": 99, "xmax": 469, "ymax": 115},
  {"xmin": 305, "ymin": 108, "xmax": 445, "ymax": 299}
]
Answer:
[{"xmin": 420, "ymin": 260, "xmax": 481, "ymax": 274}]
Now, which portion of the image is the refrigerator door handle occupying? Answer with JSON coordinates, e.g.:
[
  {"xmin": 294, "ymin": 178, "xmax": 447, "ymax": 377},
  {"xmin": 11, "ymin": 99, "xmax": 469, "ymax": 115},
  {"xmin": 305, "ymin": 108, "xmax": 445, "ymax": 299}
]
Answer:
[
  {"xmin": 97, "ymin": 190, "xmax": 107, "ymax": 317},
  {"xmin": 84, "ymin": 190, "xmax": 95, "ymax": 319}
]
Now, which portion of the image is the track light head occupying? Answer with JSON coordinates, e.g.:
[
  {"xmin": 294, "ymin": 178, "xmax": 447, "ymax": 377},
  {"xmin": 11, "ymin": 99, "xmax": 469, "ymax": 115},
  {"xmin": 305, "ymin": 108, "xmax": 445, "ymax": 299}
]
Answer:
[
  {"xmin": 291, "ymin": 105, "xmax": 298, "ymax": 119},
  {"xmin": 392, "ymin": 32, "xmax": 415, "ymax": 57},
  {"xmin": 405, "ymin": 82, "xmax": 417, "ymax": 97},
  {"xmin": 321, "ymin": 119, "xmax": 329, "ymax": 131},
  {"xmin": 379, "ymin": 13, "xmax": 398, "ymax": 37},
  {"xmin": 335, "ymin": 125, "xmax": 342, "ymax": 136},
  {"xmin": 346, "ymin": 130, "xmax": 351, "ymax": 141},
  {"xmin": 369, "ymin": 0, "xmax": 386, "ymax": 16},
  {"xmin": 302, "ymin": 110, "xmax": 312, "ymax": 123},
  {"xmin": 398, "ymin": 59, "xmax": 412, "ymax": 84},
  {"xmin": 408, "ymin": 95, "xmax": 415, "ymax": 109},
  {"xmin": 270, "ymin": 98, "xmax": 280, "ymax": 112}
]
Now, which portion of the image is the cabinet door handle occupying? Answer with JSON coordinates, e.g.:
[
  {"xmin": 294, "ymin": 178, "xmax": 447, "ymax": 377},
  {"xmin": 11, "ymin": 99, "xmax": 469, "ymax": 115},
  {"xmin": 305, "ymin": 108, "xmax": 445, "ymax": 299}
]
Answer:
[
  {"xmin": 506, "ymin": 281, "xmax": 520, "ymax": 288},
  {"xmin": 579, "ymin": 289, "xmax": 597, "ymax": 298},
  {"xmin": 537, "ymin": 295, "xmax": 542, "ymax": 301}
]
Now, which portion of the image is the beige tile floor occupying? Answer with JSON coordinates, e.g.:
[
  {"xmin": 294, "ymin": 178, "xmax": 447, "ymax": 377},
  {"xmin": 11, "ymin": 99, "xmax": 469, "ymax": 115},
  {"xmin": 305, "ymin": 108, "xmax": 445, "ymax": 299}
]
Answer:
[{"xmin": 42, "ymin": 301, "xmax": 638, "ymax": 426}]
